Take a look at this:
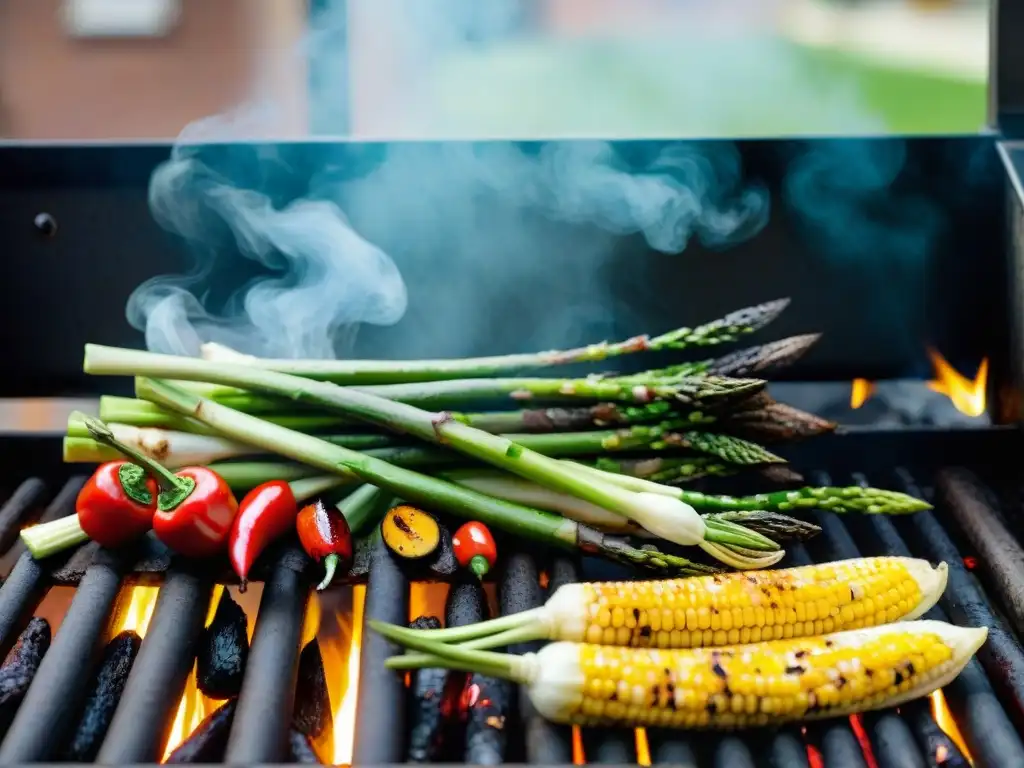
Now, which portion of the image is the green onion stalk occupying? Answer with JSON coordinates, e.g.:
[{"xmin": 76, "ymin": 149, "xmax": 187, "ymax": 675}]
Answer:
[
  {"xmin": 196, "ymin": 299, "xmax": 791, "ymax": 383},
  {"xmin": 86, "ymin": 349, "xmax": 776, "ymax": 557},
  {"xmin": 120, "ymin": 379, "xmax": 732, "ymax": 577}
]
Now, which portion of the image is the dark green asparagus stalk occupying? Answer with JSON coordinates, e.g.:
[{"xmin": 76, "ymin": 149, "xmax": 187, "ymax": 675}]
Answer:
[
  {"xmin": 677, "ymin": 486, "xmax": 931, "ymax": 515},
  {"xmin": 197, "ymin": 299, "xmax": 791, "ymax": 383},
  {"xmin": 719, "ymin": 401, "xmax": 838, "ymax": 443},
  {"xmin": 592, "ymin": 455, "xmax": 735, "ymax": 484},
  {"xmin": 703, "ymin": 511, "xmax": 822, "ymax": 542},
  {"xmin": 611, "ymin": 333, "xmax": 822, "ymax": 381},
  {"xmin": 351, "ymin": 373, "xmax": 765, "ymax": 410},
  {"xmin": 123, "ymin": 382, "xmax": 725, "ymax": 576}
]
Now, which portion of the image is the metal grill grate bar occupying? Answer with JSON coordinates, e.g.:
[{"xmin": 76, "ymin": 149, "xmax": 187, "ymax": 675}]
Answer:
[
  {"xmin": 224, "ymin": 545, "xmax": 308, "ymax": 764},
  {"xmin": 934, "ymin": 469, "xmax": 1024, "ymax": 637},
  {"xmin": 352, "ymin": 535, "xmax": 409, "ymax": 765},
  {"xmin": 0, "ymin": 548, "xmax": 124, "ymax": 762},
  {"xmin": 97, "ymin": 566, "xmax": 213, "ymax": 763},
  {"xmin": 890, "ymin": 470, "xmax": 1024, "ymax": 766},
  {"xmin": 0, "ymin": 478, "xmax": 47, "ymax": 554},
  {"xmin": 0, "ymin": 477, "xmax": 83, "ymax": 656},
  {"xmin": 524, "ymin": 556, "xmax": 578, "ymax": 765},
  {"xmin": 806, "ymin": 470, "xmax": 930, "ymax": 768},
  {"xmin": 498, "ymin": 552, "xmax": 543, "ymax": 764},
  {"xmin": 893, "ymin": 469, "xmax": 1024, "ymax": 734}
]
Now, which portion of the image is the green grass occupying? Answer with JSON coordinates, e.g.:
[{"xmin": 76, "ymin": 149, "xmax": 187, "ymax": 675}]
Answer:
[{"xmin": 426, "ymin": 36, "xmax": 986, "ymax": 138}]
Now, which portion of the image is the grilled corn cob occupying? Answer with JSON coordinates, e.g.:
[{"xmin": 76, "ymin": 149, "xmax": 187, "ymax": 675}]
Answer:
[
  {"xmin": 373, "ymin": 619, "xmax": 987, "ymax": 730},
  {"xmin": 382, "ymin": 557, "xmax": 948, "ymax": 657}
]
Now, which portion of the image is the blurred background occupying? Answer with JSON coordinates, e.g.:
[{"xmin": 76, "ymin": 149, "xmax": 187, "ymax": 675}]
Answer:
[{"xmin": 0, "ymin": 0, "xmax": 989, "ymax": 140}]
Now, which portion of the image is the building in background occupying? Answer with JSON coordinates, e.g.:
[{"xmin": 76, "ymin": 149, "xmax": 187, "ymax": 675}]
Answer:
[{"xmin": 0, "ymin": 0, "xmax": 990, "ymax": 140}]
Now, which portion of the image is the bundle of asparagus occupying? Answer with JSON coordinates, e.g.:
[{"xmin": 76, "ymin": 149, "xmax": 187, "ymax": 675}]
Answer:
[{"xmin": 38, "ymin": 299, "xmax": 929, "ymax": 579}]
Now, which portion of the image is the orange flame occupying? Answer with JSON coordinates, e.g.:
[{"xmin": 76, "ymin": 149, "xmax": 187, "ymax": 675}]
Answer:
[
  {"xmin": 571, "ymin": 726, "xmax": 586, "ymax": 765},
  {"xmin": 926, "ymin": 349, "xmax": 988, "ymax": 417},
  {"xmin": 159, "ymin": 585, "xmax": 225, "ymax": 761},
  {"xmin": 635, "ymin": 728, "xmax": 651, "ymax": 765},
  {"xmin": 931, "ymin": 690, "xmax": 973, "ymax": 764},
  {"xmin": 850, "ymin": 378, "xmax": 875, "ymax": 409}
]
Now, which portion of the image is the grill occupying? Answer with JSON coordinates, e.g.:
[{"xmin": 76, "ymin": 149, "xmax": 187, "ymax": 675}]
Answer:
[
  {"xmin": 0, "ymin": 430, "xmax": 1020, "ymax": 766},
  {"xmin": 3, "ymin": 2, "xmax": 1024, "ymax": 766}
]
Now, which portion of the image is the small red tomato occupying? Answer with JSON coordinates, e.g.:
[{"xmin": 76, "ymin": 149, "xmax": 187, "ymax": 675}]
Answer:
[{"xmin": 452, "ymin": 521, "xmax": 497, "ymax": 580}]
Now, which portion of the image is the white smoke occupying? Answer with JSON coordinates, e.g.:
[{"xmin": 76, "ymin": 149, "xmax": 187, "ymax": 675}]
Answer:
[{"xmin": 128, "ymin": 0, "xmax": 882, "ymax": 359}]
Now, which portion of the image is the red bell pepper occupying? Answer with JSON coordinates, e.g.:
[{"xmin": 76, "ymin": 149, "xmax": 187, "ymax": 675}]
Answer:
[
  {"xmin": 296, "ymin": 500, "xmax": 353, "ymax": 591},
  {"xmin": 77, "ymin": 461, "xmax": 158, "ymax": 547},
  {"xmin": 151, "ymin": 467, "xmax": 239, "ymax": 558},
  {"xmin": 228, "ymin": 480, "xmax": 298, "ymax": 582},
  {"xmin": 452, "ymin": 521, "xmax": 497, "ymax": 580},
  {"xmin": 81, "ymin": 415, "xmax": 238, "ymax": 558}
]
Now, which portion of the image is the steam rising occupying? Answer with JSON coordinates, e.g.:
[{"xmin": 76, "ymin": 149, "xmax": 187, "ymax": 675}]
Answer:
[{"xmin": 128, "ymin": 1, "xmax": 799, "ymax": 359}]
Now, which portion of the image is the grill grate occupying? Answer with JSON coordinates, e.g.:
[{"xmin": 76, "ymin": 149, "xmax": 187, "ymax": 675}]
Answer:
[{"xmin": 0, "ymin": 461, "xmax": 1022, "ymax": 765}]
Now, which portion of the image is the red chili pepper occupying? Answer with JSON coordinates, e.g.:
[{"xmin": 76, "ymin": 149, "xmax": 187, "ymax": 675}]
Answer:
[
  {"xmin": 296, "ymin": 500, "xmax": 353, "ymax": 591},
  {"xmin": 228, "ymin": 480, "xmax": 298, "ymax": 582},
  {"xmin": 452, "ymin": 521, "xmax": 497, "ymax": 580},
  {"xmin": 79, "ymin": 416, "xmax": 239, "ymax": 558},
  {"xmin": 76, "ymin": 461, "xmax": 159, "ymax": 548}
]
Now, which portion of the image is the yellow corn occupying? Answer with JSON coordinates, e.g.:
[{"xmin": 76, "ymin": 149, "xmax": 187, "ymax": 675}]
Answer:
[
  {"xmin": 521, "ymin": 620, "xmax": 986, "ymax": 729},
  {"xmin": 543, "ymin": 556, "xmax": 946, "ymax": 649}
]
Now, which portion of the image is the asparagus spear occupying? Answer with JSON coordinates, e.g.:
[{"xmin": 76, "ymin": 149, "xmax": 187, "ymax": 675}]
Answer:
[
  {"xmin": 113, "ymin": 385, "xmax": 727, "ymax": 576},
  {"xmin": 86, "ymin": 348, "xmax": 792, "ymax": 554},
  {"xmin": 197, "ymin": 299, "xmax": 791, "ymax": 383},
  {"xmin": 172, "ymin": 372, "xmax": 766, "ymax": 412}
]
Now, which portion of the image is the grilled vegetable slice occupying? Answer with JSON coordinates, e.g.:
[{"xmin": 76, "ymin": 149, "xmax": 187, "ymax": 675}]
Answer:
[
  {"xmin": 196, "ymin": 592, "xmax": 249, "ymax": 699},
  {"xmin": 64, "ymin": 631, "xmax": 141, "ymax": 761},
  {"xmin": 376, "ymin": 620, "xmax": 987, "ymax": 729},
  {"xmin": 383, "ymin": 557, "xmax": 948, "ymax": 655},
  {"xmin": 382, "ymin": 505, "xmax": 441, "ymax": 560}
]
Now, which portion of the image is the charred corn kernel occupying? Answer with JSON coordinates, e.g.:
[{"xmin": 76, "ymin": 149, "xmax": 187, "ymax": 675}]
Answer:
[
  {"xmin": 521, "ymin": 621, "xmax": 987, "ymax": 729},
  {"xmin": 535, "ymin": 557, "xmax": 947, "ymax": 649}
]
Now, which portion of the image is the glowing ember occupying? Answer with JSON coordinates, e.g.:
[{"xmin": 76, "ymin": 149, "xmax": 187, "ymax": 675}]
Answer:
[
  {"xmin": 850, "ymin": 378, "xmax": 875, "ymax": 409},
  {"xmin": 635, "ymin": 727, "xmax": 651, "ymax": 765},
  {"xmin": 849, "ymin": 714, "xmax": 879, "ymax": 768},
  {"xmin": 571, "ymin": 725, "xmax": 585, "ymax": 765},
  {"xmin": 963, "ymin": 557, "xmax": 977, "ymax": 570},
  {"xmin": 931, "ymin": 690, "xmax": 972, "ymax": 763},
  {"xmin": 926, "ymin": 349, "xmax": 988, "ymax": 417}
]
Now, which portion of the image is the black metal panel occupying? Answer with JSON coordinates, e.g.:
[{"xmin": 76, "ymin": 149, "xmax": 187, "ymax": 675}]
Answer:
[
  {"xmin": 992, "ymin": 0, "xmax": 1024, "ymax": 135},
  {"xmin": 0, "ymin": 136, "xmax": 1007, "ymax": 396}
]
